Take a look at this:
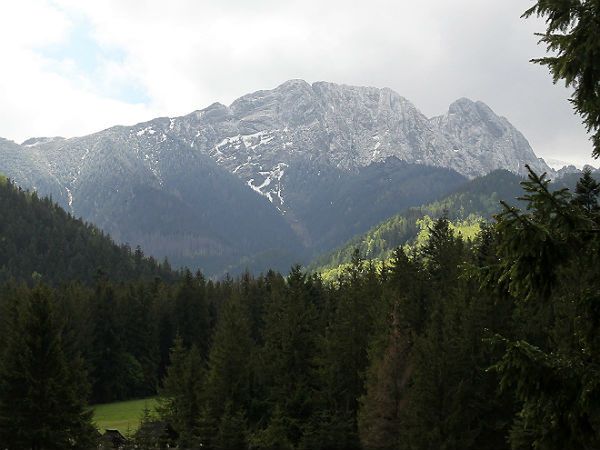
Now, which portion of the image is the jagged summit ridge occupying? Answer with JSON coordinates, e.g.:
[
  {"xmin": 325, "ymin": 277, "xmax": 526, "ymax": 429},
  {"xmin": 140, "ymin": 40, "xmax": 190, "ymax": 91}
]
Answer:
[{"xmin": 167, "ymin": 80, "xmax": 550, "ymax": 205}]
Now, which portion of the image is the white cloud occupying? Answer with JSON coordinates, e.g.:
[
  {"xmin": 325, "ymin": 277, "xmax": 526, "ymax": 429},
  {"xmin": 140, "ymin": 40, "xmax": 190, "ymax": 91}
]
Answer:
[
  {"xmin": 0, "ymin": 0, "xmax": 157, "ymax": 142},
  {"xmin": 0, "ymin": 0, "xmax": 595, "ymax": 166}
]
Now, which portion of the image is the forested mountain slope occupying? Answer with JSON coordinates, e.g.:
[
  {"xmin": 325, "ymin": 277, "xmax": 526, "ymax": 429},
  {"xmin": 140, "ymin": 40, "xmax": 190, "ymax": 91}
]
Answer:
[
  {"xmin": 0, "ymin": 177, "xmax": 174, "ymax": 285},
  {"xmin": 311, "ymin": 167, "xmax": 600, "ymax": 273},
  {"xmin": 310, "ymin": 170, "xmax": 525, "ymax": 271}
]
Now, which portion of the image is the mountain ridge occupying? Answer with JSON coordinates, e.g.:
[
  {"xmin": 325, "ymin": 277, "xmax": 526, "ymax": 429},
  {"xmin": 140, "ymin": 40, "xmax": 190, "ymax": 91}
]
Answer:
[{"xmin": 0, "ymin": 80, "xmax": 552, "ymax": 275}]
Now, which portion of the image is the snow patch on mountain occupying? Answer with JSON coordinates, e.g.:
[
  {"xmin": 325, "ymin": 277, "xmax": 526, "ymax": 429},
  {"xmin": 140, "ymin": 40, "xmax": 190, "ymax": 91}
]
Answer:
[
  {"xmin": 65, "ymin": 187, "xmax": 73, "ymax": 209},
  {"xmin": 136, "ymin": 126, "xmax": 156, "ymax": 137},
  {"xmin": 247, "ymin": 162, "xmax": 288, "ymax": 210}
]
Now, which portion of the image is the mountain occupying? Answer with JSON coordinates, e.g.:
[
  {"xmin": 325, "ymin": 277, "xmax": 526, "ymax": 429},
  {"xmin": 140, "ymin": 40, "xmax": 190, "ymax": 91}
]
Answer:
[
  {"xmin": 0, "ymin": 80, "xmax": 551, "ymax": 275},
  {"xmin": 0, "ymin": 176, "xmax": 174, "ymax": 285},
  {"xmin": 15, "ymin": 126, "xmax": 304, "ymax": 276},
  {"xmin": 310, "ymin": 170, "xmax": 526, "ymax": 272},
  {"xmin": 552, "ymin": 166, "xmax": 600, "ymax": 190},
  {"xmin": 545, "ymin": 157, "xmax": 598, "ymax": 172},
  {"xmin": 0, "ymin": 138, "xmax": 63, "ymax": 199},
  {"xmin": 195, "ymin": 80, "xmax": 549, "ymax": 197}
]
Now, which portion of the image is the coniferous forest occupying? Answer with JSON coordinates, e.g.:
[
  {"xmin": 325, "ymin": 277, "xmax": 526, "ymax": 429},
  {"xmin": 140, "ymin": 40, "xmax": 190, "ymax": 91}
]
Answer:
[
  {"xmin": 1, "ymin": 1, "xmax": 600, "ymax": 449},
  {"xmin": 1, "ymin": 166, "xmax": 599, "ymax": 449}
]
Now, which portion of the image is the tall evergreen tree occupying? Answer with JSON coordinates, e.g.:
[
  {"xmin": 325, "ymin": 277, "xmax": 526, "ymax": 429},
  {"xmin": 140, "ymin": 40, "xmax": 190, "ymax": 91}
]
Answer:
[
  {"xmin": 357, "ymin": 247, "xmax": 423, "ymax": 450},
  {"xmin": 316, "ymin": 252, "xmax": 377, "ymax": 449},
  {"xmin": 524, "ymin": 0, "xmax": 600, "ymax": 157},
  {"xmin": 572, "ymin": 167, "xmax": 600, "ymax": 213},
  {"xmin": 158, "ymin": 336, "xmax": 205, "ymax": 448},
  {"xmin": 201, "ymin": 293, "xmax": 254, "ymax": 441},
  {"xmin": 358, "ymin": 305, "xmax": 409, "ymax": 450},
  {"xmin": 119, "ymin": 283, "xmax": 159, "ymax": 397},
  {"xmin": 173, "ymin": 270, "xmax": 210, "ymax": 356},
  {"xmin": 488, "ymin": 167, "xmax": 600, "ymax": 448},
  {"xmin": 249, "ymin": 406, "xmax": 294, "ymax": 450},
  {"xmin": 214, "ymin": 401, "xmax": 248, "ymax": 450},
  {"xmin": 420, "ymin": 214, "xmax": 464, "ymax": 292},
  {"xmin": 0, "ymin": 285, "xmax": 97, "ymax": 449},
  {"xmin": 90, "ymin": 282, "xmax": 129, "ymax": 403},
  {"xmin": 257, "ymin": 265, "xmax": 319, "ymax": 445}
]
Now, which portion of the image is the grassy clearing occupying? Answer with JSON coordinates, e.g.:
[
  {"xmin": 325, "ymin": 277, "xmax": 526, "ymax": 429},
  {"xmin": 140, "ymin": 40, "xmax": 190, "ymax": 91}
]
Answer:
[{"xmin": 91, "ymin": 397, "xmax": 159, "ymax": 435}]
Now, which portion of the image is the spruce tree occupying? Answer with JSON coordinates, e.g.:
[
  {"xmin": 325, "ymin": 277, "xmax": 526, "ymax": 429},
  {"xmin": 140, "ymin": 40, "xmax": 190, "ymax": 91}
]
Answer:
[
  {"xmin": 214, "ymin": 402, "xmax": 248, "ymax": 450},
  {"xmin": 321, "ymin": 251, "xmax": 375, "ymax": 415},
  {"xmin": 524, "ymin": 0, "xmax": 600, "ymax": 157},
  {"xmin": 572, "ymin": 167, "xmax": 600, "ymax": 213},
  {"xmin": 203, "ymin": 294, "xmax": 254, "ymax": 419},
  {"xmin": 258, "ymin": 265, "xmax": 318, "ymax": 445},
  {"xmin": 249, "ymin": 406, "xmax": 294, "ymax": 450},
  {"xmin": 90, "ymin": 281, "xmax": 129, "ymax": 403},
  {"xmin": 173, "ymin": 270, "xmax": 210, "ymax": 356},
  {"xmin": 357, "ymin": 247, "xmax": 420, "ymax": 450},
  {"xmin": 158, "ymin": 336, "xmax": 204, "ymax": 448},
  {"xmin": 312, "ymin": 252, "xmax": 379, "ymax": 449},
  {"xmin": 488, "ymin": 167, "xmax": 600, "ymax": 448},
  {"xmin": 420, "ymin": 214, "xmax": 464, "ymax": 292},
  {"xmin": 0, "ymin": 285, "xmax": 97, "ymax": 449},
  {"xmin": 120, "ymin": 283, "xmax": 158, "ymax": 397},
  {"xmin": 357, "ymin": 306, "xmax": 408, "ymax": 450},
  {"xmin": 196, "ymin": 404, "xmax": 219, "ymax": 450}
]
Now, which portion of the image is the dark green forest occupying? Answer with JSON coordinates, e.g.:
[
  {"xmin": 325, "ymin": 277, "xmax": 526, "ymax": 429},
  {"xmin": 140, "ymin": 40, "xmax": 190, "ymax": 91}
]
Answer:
[{"xmin": 0, "ymin": 177, "xmax": 175, "ymax": 285}]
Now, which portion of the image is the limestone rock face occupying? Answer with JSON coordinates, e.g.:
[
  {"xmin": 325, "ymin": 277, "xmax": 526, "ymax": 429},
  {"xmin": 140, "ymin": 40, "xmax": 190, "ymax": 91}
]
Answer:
[{"xmin": 175, "ymin": 80, "xmax": 550, "ymax": 209}]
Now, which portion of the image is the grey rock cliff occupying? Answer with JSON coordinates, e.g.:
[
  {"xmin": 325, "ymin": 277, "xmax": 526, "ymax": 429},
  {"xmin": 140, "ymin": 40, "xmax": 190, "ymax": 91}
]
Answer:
[{"xmin": 173, "ymin": 80, "xmax": 550, "ymax": 209}]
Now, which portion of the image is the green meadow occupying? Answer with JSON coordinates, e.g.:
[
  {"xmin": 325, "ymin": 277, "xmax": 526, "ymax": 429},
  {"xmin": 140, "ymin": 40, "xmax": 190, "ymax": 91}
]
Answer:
[{"xmin": 92, "ymin": 397, "xmax": 159, "ymax": 435}]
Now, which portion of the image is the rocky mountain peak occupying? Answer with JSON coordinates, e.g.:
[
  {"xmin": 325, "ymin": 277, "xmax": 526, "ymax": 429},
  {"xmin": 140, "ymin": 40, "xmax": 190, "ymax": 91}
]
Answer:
[
  {"xmin": 446, "ymin": 98, "xmax": 500, "ymax": 126},
  {"xmin": 194, "ymin": 102, "xmax": 231, "ymax": 121},
  {"xmin": 447, "ymin": 97, "xmax": 477, "ymax": 113}
]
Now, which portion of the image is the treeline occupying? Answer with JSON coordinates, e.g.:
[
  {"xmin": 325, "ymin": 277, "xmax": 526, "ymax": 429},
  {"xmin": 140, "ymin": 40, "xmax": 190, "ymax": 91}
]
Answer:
[{"xmin": 1, "ymin": 167, "xmax": 599, "ymax": 449}]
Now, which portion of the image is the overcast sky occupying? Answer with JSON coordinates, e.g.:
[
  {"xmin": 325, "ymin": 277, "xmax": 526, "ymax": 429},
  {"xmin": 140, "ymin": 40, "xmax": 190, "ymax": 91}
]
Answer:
[{"xmin": 0, "ymin": 0, "xmax": 595, "ymax": 167}]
